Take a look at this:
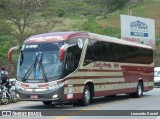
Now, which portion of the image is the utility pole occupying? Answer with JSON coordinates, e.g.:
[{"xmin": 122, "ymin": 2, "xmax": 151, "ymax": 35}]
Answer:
[{"xmin": 128, "ymin": 9, "xmax": 132, "ymax": 16}]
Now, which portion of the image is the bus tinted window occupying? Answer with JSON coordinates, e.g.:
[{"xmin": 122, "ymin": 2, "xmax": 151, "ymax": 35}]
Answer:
[
  {"xmin": 84, "ymin": 39, "xmax": 153, "ymax": 65},
  {"xmin": 136, "ymin": 47, "xmax": 153, "ymax": 64},
  {"xmin": 92, "ymin": 41, "xmax": 114, "ymax": 62},
  {"xmin": 114, "ymin": 43, "xmax": 153, "ymax": 64},
  {"xmin": 114, "ymin": 43, "xmax": 126, "ymax": 62},
  {"xmin": 84, "ymin": 40, "xmax": 95, "ymax": 65},
  {"xmin": 84, "ymin": 39, "xmax": 115, "ymax": 65}
]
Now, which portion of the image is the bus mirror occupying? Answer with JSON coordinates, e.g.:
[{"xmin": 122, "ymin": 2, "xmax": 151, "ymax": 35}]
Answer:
[
  {"xmin": 59, "ymin": 44, "xmax": 69, "ymax": 60},
  {"xmin": 8, "ymin": 46, "xmax": 20, "ymax": 61}
]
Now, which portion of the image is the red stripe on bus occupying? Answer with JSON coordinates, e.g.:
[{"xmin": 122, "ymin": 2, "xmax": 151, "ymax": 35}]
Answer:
[
  {"xmin": 60, "ymin": 76, "xmax": 124, "ymax": 82},
  {"xmin": 121, "ymin": 65, "xmax": 154, "ymax": 72},
  {"xmin": 78, "ymin": 69, "xmax": 123, "ymax": 72},
  {"xmin": 94, "ymin": 88, "xmax": 136, "ymax": 97},
  {"xmin": 64, "ymin": 82, "xmax": 130, "ymax": 87},
  {"xmin": 121, "ymin": 65, "xmax": 154, "ymax": 83},
  {"xmin": 58, "ymin": 76, "xmax": 123, "ymax": 83},
  {"xmin": 66, "ymin": 76, "xmax": 124, "ymax": 80}
]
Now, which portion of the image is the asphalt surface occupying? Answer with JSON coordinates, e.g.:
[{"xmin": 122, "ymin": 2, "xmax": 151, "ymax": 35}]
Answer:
[{"xmin": 0, "ymin": 87, "xmax": 160, "ymax": 119}]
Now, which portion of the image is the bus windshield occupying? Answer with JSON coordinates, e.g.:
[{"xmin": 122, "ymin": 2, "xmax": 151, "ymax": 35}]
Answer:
[{"xmin": 17, "ymin": 43, "xmax": 64, "ymax": 82}]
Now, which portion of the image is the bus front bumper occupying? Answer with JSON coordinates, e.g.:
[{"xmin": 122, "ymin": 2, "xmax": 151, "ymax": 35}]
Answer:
[{"xmin": 16, "ymin": 86, "xmax": 64, "ymax": 102}]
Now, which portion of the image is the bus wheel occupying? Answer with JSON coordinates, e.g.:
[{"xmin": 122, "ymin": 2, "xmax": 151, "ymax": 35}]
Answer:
[
  {"xmin": 80, "ymin": 85, "xmax": 91, "ymax": 106},
  {"xmin": 42, "ymin": 101, "xmax": 52, "ymax": 105},
  {"xmin": 134, "ymin": 82, "xmax": 143, "ymax": 98}
]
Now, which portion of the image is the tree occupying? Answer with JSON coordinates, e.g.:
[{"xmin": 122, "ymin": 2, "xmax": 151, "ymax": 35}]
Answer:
[
  {"xmin": 0, "ymin": 0, "xmax": 50, "ymax": 43},
  {"xmin": 0, "ymin": 20, "xmax": 13, "ymax": 36}
]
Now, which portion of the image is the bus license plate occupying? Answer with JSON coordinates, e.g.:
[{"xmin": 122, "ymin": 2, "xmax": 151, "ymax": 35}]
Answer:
[{"xmin": 30, "ymin": 95, "xmax": 38, "ymax": 99}]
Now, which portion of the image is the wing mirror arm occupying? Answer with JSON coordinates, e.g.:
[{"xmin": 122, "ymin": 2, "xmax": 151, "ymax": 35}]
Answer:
[
  {"xmin": 8, "ymin": 46, "xmax": 20, "ymax": 61},
  {"xmin": 59, "ymin": 44, "xmax": 69, "ymax": 61}
]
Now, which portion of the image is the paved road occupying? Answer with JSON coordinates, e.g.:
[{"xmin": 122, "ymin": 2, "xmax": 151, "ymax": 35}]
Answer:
[{"xmin": 0, "ymin": 87, "xmax": 160, "ymax": 119}]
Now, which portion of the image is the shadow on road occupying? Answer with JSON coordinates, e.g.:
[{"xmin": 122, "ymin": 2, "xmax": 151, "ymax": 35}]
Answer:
[{"xmin": 21, "ymin": 94, "xmax": 151, "ymax": 110}]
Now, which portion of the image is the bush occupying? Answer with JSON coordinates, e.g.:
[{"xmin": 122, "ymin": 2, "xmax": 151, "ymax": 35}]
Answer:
[{"xmin": 57, "ymin": 9, "xmax": 65, "ymax": 17}]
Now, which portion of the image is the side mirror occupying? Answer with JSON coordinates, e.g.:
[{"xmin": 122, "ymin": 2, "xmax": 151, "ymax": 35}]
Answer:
[
  {"xmin": 59, "ymin": 44, "xmax": 69, "ymax": 60},
  {"xmin": 8, "ymin": 46, "xmax": 20, "ymax": 61}
]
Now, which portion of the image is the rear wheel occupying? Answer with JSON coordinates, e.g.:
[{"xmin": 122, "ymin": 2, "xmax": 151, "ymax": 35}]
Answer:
[
  {"xmin": 129, "ymin": 82, "xmax": 143, "ymax": 98},
  {"xmin": 134, "ymin": 82, "xmax": 143, "ymax": 98},
  {"xmin": 42, "ymin": 101, "xmax": 52, "ymax": 105},
  {"xmin": 80, "ymin": 85, "xmax": 91, "ymax": 106}
]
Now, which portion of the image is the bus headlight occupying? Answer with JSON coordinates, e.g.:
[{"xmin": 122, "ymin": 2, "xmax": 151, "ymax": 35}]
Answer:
[
  {"xmin": 16, "ymin": 94, "xmax": 20, "ymax": 98},
  {"xmin": 52, "ymin": 94, "xmax": 58, "ymax": 99}
]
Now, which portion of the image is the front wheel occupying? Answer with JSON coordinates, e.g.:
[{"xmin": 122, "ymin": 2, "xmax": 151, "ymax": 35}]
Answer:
[{"xmin": 80, "ymin": 85, "xmax": 91, "ymax": 106}]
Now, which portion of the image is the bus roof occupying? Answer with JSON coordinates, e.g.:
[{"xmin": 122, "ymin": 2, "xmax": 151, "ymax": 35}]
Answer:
[
  {"xmin": 88, "ymin": 33, "xmax": 152, "ymax": 49},
  {"xmin": 24, "ymin": 31, "xmax": 152, "ymax": 49},
  {"xmin": 24, "ymin": 31, "xmax": 88, "ymax": 44}
]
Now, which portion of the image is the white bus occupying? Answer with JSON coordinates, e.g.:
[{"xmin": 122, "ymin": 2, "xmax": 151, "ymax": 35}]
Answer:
[{"xmin": 8, "ymin": 32, "xmax": 154, "ymax": 106}]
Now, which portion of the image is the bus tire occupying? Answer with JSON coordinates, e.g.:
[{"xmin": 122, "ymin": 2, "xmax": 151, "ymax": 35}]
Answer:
[
  {"xmin": 134, "ymin": 81, "xmax": 143, "ymax": 98},
  {"xmin": 42, "ymin": 101, "xmax": 52, "ymax": 105},
  {"xmin": 80, "ymin": 85, "xmax": 91, "ymax": 106}
]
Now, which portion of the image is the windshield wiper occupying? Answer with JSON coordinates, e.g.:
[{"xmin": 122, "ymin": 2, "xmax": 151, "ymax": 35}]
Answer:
[
  {"xmin": 22, "ymin": 52, "xmax": 48, "ymax": 82},
  {"xmin": 39, "ymin": 53, "xmax": 48, "ymax": 82},
  {"xmin": 22, "ymin": 53, "xmax": 38, "ymax": 82}
]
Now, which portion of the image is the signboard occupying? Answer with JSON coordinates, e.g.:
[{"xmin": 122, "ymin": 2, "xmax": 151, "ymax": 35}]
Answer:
[{"xmin": 120, "ymin": 15, "xmax": 155, "ymax": 49}]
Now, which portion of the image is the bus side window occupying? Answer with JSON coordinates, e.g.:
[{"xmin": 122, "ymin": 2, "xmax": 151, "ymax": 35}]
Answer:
[
  {"xmin": 84, "ymin": 39, "xmax": 114, "ymax": 66},
  {"xmin": 64, "ymin": 45, "xmax": 82, "ymax": 76},
  {"xmin": 84, "ymin": 39, "xmax": 95, "ymax": 66},
  {"xmin": 65, "ymin": 51, "xmax": 74, "ymax": 74}
]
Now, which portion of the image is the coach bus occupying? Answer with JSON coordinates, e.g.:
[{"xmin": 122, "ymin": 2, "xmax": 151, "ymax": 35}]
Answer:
[{"xmin": 8, "ymin": 32, "xmax": 154, "ymax": 106}]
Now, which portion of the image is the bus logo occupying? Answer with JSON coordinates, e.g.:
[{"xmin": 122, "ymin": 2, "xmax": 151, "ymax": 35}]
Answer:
[{"xmin": 30, "ymin": 84, "xmax": 37, "ymax": 89}]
